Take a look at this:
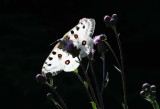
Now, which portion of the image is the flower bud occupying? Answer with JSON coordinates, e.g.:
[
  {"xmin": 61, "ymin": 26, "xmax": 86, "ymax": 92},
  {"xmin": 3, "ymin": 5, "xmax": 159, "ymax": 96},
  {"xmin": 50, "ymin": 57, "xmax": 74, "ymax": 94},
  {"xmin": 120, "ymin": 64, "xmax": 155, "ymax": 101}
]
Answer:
[
  {"xmin": 47, "ymin": 93, "xmax": 53, "ymax": 100},
  {"xmin": 104, "ymin": 14, "xmax": 118, "ymax": 28},
  {"xmin": 150, "ymin": 85, "xmax": 156, "ymax": 91},
  {"xmin": 151, "ymin": 91, "xmax": 156, "ymax": 95},
  {"xmin": 110, "ymin": 18, "xmax": 117, "ymax": 27},
  {"xmin": 111, "ymin": 14, "xmax": 118, "ymax": 22},
  {"xmin": 93, "ymin": 34, "xmax": 107, "ymax": 45},
  {"xmin": 142, "ymin": 83, "xmax": 150, "ymax": 91},
  {"xmin": 144, "ymin": 88, "xmax": 150, "ymax": 95},
  {"xmin": 45, "ymin": 72, "xmax": 53, "ymax": 79},
  {"xmin": 104, "ymin": 15, "xmax": 111, "ymax": 27},
  {"xmin": 150, "ymin": 91, "xmax": 156, "ymax": 100},
  {"xmin": 140, "ymin": 91, "xmax": 146, "ymax": 97},
  {"xmin": 36, "ymin": 74, "xmax": 47, "ymax": 84}
]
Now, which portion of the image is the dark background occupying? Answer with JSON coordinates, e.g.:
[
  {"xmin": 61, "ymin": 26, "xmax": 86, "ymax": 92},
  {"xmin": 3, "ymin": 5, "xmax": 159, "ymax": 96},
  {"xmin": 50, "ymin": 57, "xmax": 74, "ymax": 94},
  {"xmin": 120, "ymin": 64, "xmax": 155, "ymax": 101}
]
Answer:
[{"xmin": 1, "ymin": 0, "xmax": 160, "ymax": 109}]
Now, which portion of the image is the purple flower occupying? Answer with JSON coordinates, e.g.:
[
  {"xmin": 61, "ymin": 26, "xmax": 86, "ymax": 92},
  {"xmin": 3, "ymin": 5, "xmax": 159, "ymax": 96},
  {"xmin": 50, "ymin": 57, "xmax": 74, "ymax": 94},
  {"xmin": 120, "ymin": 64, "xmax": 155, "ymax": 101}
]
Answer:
[
  {"xmin": 59, "ymin": 39, "xmax": 80, "ymax": 58},
  {"xmin": 93, "ymin": 34, "xmax": 107, "ymax": 45},
  {"xmin": 64, "ymin": 40, "xmax": 74, "ymax": 51},
  {"xmin": 64, "ymin": 40, "xmax": 80, "ymax": 58},
  {"xmin": 93, "ymin": 34, "xmax": 107, "ymax": 54},
  {"xmin": 93, "ymin": 35, "xmax": 101, "ymax": 45}
]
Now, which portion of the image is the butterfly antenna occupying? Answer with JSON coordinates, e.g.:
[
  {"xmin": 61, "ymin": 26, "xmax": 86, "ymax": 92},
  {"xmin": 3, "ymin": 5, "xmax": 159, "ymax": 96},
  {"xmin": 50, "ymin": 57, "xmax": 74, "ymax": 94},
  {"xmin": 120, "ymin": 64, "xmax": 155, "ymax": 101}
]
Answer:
[
  {"xmin": 49, "ymin": 40, "xmax": 58, "ymax": 46},
  {"xmin": 49, "ymin": 36, "xmax": 60, "ymax": 46}
]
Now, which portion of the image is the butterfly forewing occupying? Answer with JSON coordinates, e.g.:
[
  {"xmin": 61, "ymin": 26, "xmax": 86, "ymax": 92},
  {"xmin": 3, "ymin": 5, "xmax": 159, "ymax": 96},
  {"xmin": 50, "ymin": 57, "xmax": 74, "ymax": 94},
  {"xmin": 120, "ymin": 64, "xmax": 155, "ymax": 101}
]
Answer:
[
  {"xmin": 62, "ymin": 18, "xmax": 95, "ymax": 58},
  {"xmin": 42, "ymin": 44, "xmax": 62, "ymax": 76}
]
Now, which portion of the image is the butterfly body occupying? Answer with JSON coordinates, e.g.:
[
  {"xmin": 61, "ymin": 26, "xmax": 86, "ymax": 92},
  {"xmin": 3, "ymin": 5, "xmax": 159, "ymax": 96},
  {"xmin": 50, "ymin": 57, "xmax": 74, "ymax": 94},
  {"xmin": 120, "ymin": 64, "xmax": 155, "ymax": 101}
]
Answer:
[{"xmin": 42, "ymin": 18, "xmax": 95, "ymax": 76}]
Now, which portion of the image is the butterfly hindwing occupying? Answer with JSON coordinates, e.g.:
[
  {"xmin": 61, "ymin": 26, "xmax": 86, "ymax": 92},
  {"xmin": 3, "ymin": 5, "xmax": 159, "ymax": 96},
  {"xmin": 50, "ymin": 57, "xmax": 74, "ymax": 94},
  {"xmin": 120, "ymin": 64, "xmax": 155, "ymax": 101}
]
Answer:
[
  {"xmin": 59, "ymin": 50, "xmax": 79, "ymax": 72},
  {"xmin": 42, "ymin": 43, "xmax": 80, "ymax": 76}
]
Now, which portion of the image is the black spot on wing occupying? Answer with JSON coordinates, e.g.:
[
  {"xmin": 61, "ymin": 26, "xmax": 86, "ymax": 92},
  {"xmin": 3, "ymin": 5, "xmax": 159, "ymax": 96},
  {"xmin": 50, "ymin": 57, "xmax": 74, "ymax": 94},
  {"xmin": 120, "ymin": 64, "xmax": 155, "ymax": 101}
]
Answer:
[
  {"xmin": 52, "ymin": 51, "xmax": 56, "ymax": 55},
  {"xmin": 48, "ymin": 57, "xmax": 53, "ymax": 60},
  {"xmin": 76, "ymin": 26, "xmax": 79, "ymax": 31},
  {"xmin": 71, "ymin": 30, "xmax": 74, "ymax": 34}
]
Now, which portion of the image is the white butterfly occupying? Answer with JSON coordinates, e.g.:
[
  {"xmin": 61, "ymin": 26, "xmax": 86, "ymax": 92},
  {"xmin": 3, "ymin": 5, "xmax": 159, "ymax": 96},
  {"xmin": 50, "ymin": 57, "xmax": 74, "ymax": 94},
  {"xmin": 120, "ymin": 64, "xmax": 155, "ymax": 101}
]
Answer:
[{"xmin": 42, "ymin": 18, "xmax": 95, "ymax": 76}]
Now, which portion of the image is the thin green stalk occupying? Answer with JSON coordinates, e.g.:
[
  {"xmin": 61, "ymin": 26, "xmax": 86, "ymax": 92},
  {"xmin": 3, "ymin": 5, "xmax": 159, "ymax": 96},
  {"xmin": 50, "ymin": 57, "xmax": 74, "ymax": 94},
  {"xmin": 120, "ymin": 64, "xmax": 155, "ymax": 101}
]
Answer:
[
  {"xmin": 74, "ymin": 72, "xmax": 93, "ymax": 101},
  {"xmin": 100, "ymin": 53, "xmax": 106, "ymax": 94},
  {"xmin": 112, "ymin": 26, "xmax": 127, "ymax": 109},
  {"xmin": 45, "ymin": 82, "xmax": 68, "ymax": 109},
  {"xmin": 51, "ymin": 98, "xmax": 64, "ymax": 109},
  {"xmin": 145, "ymin": 97, "xmax": 159, "ymax": 109},
  {"xmin": 88, "ymin": 54, "xmax": 104, "ymax": 109},
  {"xmin": 103, "ymin": 40, "xmax": 121, "ymax": 70},
  {"xmin": 78, "ymin": 57, "xmax": 100, "ymax": 109}
]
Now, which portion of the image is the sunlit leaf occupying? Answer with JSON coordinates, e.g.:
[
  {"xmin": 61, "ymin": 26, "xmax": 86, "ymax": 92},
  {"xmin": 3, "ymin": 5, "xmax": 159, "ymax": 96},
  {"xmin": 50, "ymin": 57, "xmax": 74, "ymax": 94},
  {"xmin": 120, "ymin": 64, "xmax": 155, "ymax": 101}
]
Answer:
[
  {"xmin": 90, "ymin": 101, "xmax": 97, "ymax": 109},
  {"xmin": 84, "ymin": 81, "xmax": 88, "ymax": 89},
  {"xmin": 104, "ymin": 72, "xmax": 109, "ymax": 88},
  {"xmin": 122, "ymin": 103, "xmax": 128, "ymax": 109},
  {"xmin": 74, "ymin": 69, "xmax": 78, "ymax": 74}
]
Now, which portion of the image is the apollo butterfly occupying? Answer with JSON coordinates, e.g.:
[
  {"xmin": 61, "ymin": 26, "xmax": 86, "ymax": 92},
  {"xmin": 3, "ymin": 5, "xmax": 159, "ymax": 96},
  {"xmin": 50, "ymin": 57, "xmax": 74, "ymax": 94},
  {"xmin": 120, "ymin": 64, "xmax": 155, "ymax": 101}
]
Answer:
[{"xmin": 42, "ymin": 18, "xmax": 95, "ymax": 76}]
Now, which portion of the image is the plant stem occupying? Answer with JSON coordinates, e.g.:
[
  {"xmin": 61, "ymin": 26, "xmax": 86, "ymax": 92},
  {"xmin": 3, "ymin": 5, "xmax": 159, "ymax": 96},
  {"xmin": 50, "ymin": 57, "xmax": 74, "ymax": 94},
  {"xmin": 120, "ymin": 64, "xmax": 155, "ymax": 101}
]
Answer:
[
  {"xmin": 78, "ymin": 57, "xmax": 100, "ymax": 109},
  {"xmin": 74, "ymin": 72, "xmax": 93, "ymax": 101},
  {"xmin": 112, "ymin": 26, "xmax": 127, "ymax": 109},
  {"xmin": 45, "ymin": 82, "xmax": 68, "ymax": 109},
  {"xmin": 51, "ymin": 98, "xmax": 64, "ymax": 109},
  {"xmin": 101, "ymin": 53, "xmax": 106, "ymax": 94},
  {"xmin": 103, "ymin": 40, "xmax": 121, "ymax": 70},
  {"xmin": 88, "ymin": 54, "xmax": 104, "ymax": 109}
]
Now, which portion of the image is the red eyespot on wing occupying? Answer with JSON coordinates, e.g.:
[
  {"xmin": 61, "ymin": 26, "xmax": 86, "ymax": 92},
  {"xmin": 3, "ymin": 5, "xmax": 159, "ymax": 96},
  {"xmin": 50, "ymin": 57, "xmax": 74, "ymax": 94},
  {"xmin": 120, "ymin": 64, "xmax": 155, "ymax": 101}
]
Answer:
[
  {"xmin": 74, "ymin": 34, "xmax": 78, "ymax": 38},
  {"xmin": 82, "ymin": 41, "xmax": 86, "ymax": 46},
  {"xmin": 58, "ymin": 54, "xmax": 62, "ymax": 58},
  {"xmin": 65, "ymin": 60, "xmax": 70, "ymax": 65}
]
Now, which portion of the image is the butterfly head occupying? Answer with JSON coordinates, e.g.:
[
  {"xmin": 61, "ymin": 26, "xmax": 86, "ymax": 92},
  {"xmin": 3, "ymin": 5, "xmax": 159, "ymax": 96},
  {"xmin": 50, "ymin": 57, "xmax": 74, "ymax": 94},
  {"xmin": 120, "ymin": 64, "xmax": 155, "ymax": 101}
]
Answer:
[{"xmin": 59, "ymin": 39, "xmax": 80, "ymax": 58}]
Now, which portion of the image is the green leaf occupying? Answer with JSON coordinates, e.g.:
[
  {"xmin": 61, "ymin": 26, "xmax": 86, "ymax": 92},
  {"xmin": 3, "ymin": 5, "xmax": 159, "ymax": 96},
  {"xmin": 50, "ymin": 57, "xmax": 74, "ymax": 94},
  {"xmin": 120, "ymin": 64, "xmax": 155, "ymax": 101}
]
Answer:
[
  {"xmin": 84, "ymin": 81, "xmax": 88, "ymax": 89},
  {"xmin": 49, "ymin": 78, "xmax": 54, "ymax": 86},
  {"xmin": 118, "ymin": 33, "xmax": 120, "ymax": 38},
  {"xmin": 144, "ymin": 97, "xmax": 159, "ymax": 109},
  {"xmin": 54, "ymin": 86, "xmax": 57, "ymax": 90},
  {"xmin": 122, "ymin": 103, "xmax": 128, "ymax": 109},
  {"xmin": 74, "ymin": 69, "xmax": 78, "ymax": 74},
  {"xmin": 90, "ymin": 101, "xmax": 97, "ymax": 109},
  {"xmin": 104, "ymin": 72, "xmax": 109, "ymax": 88}
]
